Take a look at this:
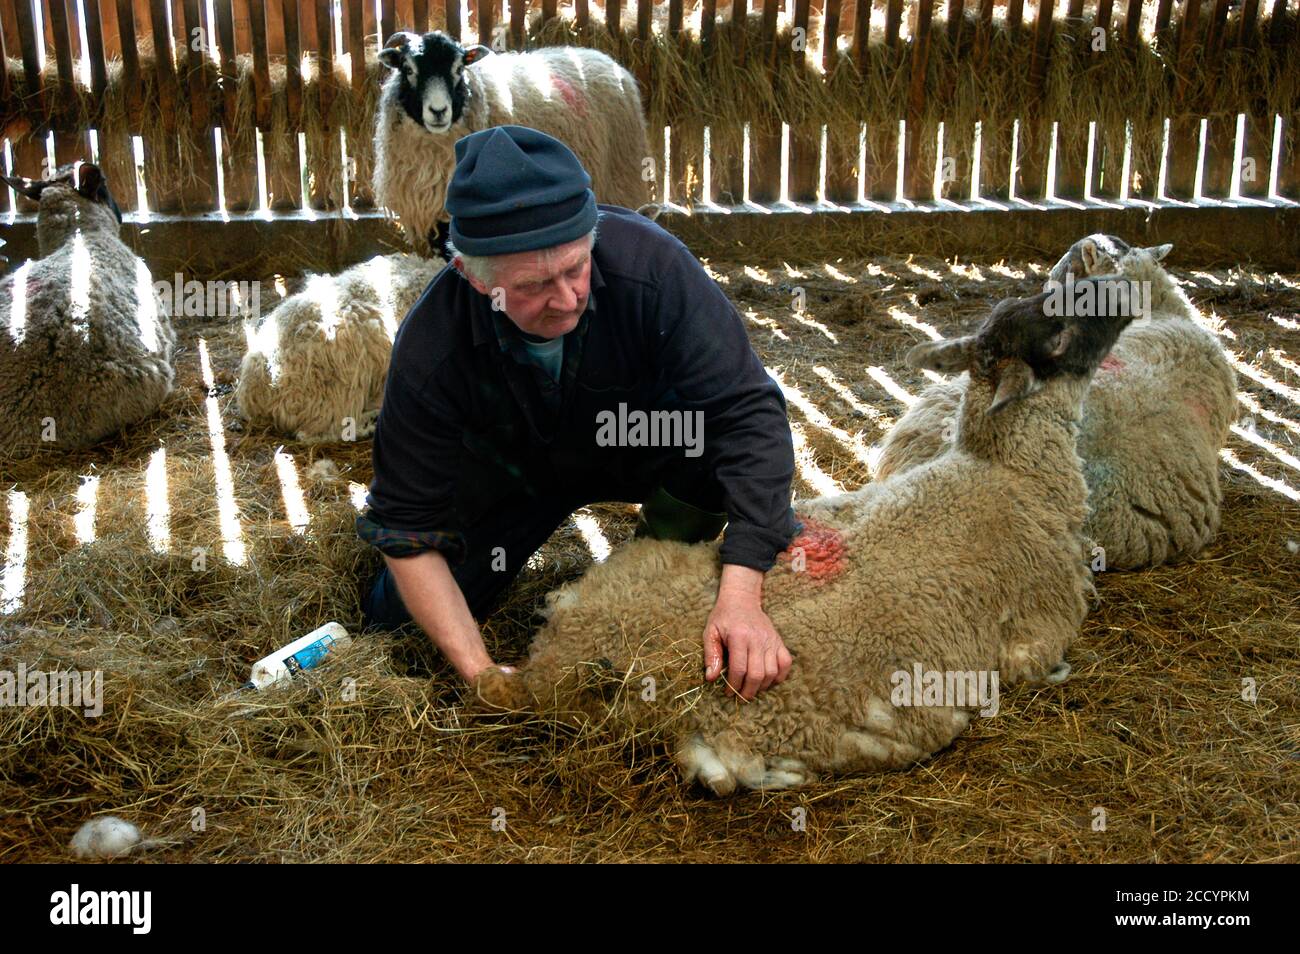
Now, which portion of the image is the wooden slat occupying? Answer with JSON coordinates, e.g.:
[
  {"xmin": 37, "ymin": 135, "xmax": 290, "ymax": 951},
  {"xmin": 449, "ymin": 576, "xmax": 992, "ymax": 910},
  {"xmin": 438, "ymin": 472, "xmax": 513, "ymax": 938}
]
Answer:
[
  {"xmin": 946, "ymin": 0, "xmax": 963, "ymax": 44},
  {"xmin": 349, "ymin": 0, "xmax": 366, "ymax": 93},
  {"xmin": 216, "ymin": 0, "xmax": 240, "ymax": 126},
  {"xmin": 392, "ymin": 0, "xmax": 410, "ymax": 34},
  {"xmin": 1199, "ymin": 0, "xmax": 1236, "ymax": 199},
  {"xmin": 902, "ymin": 0, "xmax": 934, "ymax": 200},
  {"xmin": 1096, "ymin": 0, "xmax": 1114, "ymax": 29},
  {"xmin": 13, "ymin": 0, "xmax": 45, "ymax": 120},
  {"xmin": 83, "ymin": 0, "xmax": 110, "ymax": 102},
  {"xmin": 1014, "ymin": 0, "xmax": 1056, "ymax": 200},
  {"xmin": 511, "ymin": 0, "xmax": 525, "ymax": 47},
  {"xmin": 182, "ymin": 0, "xmax": 210, "ymax": 131},
  {"xmin": 0, "ymin": 8, "xmax": 9, "ymax": 111},
  {"xmin": 1233, "ymin": 114, "xmax": 1271, "ymax": 198},
  {"xmin": 866, "ymin": 0, "xmax": 903, "ymax": 200},
  {"xmin": 749, "ymin": 0, "xmax": 781, "ymax": 203},
  {"xmin": 148, "ymin": 0, "xmax": 181, "ymax": 134},
  {"xmin": 1153, "ymin": 0, "xmax": 1173, "ymax": 35},
  {"xmin": 1164, "ymin": 0, "xmax": 1202, "ymax": 199},
  {"xmin": 712, "ymin": 1, "xmax": 747, "ymax": 205},
  {"xmin": 317, "ymin": 0, "xmax": 335, "ymax": 120},
  {"xmin": 823, "ymin": 0, "xmax": 858, "ymax": 203},
  {"xmin": 112, "ymin": 0, "xmax": 143, "ymax": 127},
  {"xmin": 413, "ymin": 0, "xmax": 427, "ymax": 32},
  {"xmin": 700, "ymin": 0, "xmax": 715, "ymax": 48},
  {"xmin": 1006, "ymin": 0, "xmax": 1024, "ymax": 26},
  {"xmin": 364, "ymin": 0, "xmax": 376, "ymax": 44},
  {"xmin": 852, "ymin": 0, "xmax": 870, "ymax": 71},
  {"xmin": 0, "ymin": 0, "xmax": 22, "ymax": 70},
  {"xmin": 475, "ymin": 0, "xmax": 490, "ymax": 45},
  {"xmin": 442, "ymin": 0, "xmax": 459, "ymax": 38},
  {"xmin": 264, "ymin": 126, "xmax": 302, "ymax": 209},
  {"xmin": 787, "ymin": 0, "xmax": 818, "ymax": 203},
  {"xmin": 1236, "ymin": 0, "xmax": 1259, "ymax": 46},
  {"xmin": 283, "ymin": 0, "xmax": 302, "ymax": 125},
  {"xmin": 46, "ymin": 0, "xmax": 76, "ymax": 111},
  {"xmin": 249, "ymin": 0, "xmax": 271, "ymax": 127},
  {"xmin": 1123, "ymin": 0, "xmax": 1142, "ymax": 41},
  {"xmin": 381, "ymin": 0, "xmax": 395, "ymax": 46},
  {"xmin": 94, "ymin": 122, "xmax": 139, "ymax": 212},
  {"xmin": 667, "ymin": 0, "xmax": 680, "ymax": 35},
  {"xmin": 233, "ymin": 0, "xmax": 250, "ymax": 50},
  {"xmin": 575, "ymin": 0, "xmax": 588, "ymax": 32},
  {"xmin": 733, "ymin": 0, "xmax": 747, "ymax": 62}
]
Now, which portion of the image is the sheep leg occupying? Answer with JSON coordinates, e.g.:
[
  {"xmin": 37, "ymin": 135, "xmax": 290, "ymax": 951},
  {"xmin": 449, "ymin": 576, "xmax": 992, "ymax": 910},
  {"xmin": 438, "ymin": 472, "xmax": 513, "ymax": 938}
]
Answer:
[{"xmin": 676, "ymin": 730, "xmax": 810, "ymax": 795}]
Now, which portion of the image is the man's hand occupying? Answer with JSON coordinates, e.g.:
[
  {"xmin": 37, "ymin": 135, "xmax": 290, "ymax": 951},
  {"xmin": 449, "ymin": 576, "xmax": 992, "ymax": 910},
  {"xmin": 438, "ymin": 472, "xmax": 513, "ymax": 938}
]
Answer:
[{"xmin": 703, "ymin": 564, "xmax": 793, "ymax": 700}]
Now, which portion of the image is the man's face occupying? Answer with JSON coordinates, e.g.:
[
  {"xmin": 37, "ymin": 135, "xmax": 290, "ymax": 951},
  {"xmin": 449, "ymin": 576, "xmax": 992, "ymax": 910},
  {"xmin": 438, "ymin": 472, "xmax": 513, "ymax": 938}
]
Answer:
[{"xmin": 460, "ymin": 235, "xmax": 592, "ymax": 339}]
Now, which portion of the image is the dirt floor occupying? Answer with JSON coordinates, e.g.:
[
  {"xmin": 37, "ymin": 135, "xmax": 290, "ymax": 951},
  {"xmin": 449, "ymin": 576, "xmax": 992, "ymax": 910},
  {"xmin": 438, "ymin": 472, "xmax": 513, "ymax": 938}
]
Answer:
[{"xmin": 0, "ymin": 247, "xmax": 1296, "ymax": 862}]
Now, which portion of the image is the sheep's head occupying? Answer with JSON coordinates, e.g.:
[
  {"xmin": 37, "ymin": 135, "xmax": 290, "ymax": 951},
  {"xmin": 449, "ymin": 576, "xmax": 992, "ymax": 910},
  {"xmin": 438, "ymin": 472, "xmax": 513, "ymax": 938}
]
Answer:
[
  {"xmin": 3, "ymin": 162, "xmax": 123, "ymax": 229},
  {"xmin": 379, "ymin": 30, "xmax": 493, "ymax": 134},
  {"xmin": 907, "ymin": 278, "xmax": 1137, "ymax": 413},
  {"xmin": 1046, "ymin": 233, "xmax": 1172, "ymax": 287}
]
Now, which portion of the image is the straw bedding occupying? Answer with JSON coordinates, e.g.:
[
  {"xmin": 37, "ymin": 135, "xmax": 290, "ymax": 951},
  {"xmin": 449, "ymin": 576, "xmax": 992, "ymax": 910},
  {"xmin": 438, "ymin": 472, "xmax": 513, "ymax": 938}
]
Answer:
[{"xmin": 0, "ymin": 248, "xmax": 1295, "ymax": 862}]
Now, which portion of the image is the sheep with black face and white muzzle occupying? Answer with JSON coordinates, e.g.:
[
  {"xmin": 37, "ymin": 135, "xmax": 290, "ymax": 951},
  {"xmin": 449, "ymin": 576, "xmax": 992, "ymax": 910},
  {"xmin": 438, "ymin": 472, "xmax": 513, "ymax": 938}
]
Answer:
[
  {"xmin": 374, "ymin": 30, "xmax": 652, "ymax": 258},
  {"xmin": 475, "ymin": 280, "xmax": 1133, "ymax": 795},
  {"xmin": 875, "ymin": 235, "xmax": 1238, "ymax": 570},
  {"xmin": 0, "ymin": 164, "xmax": 175, "ymax": 458}
]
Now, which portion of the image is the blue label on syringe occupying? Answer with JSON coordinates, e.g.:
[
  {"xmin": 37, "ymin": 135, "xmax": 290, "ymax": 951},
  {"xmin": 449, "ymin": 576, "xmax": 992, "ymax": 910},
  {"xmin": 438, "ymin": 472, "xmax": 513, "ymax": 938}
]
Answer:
[{"xmin": 286, "ymin": 635, "xmax": 336, "ymax": 674}]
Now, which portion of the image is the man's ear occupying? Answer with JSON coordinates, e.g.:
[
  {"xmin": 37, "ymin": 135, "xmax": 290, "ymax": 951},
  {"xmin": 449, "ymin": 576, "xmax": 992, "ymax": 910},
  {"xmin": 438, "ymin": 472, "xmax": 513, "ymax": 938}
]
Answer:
[
  {"xmin": 906, "ymin": 336, "xmax": 975, "ymax": 374},
  {"xmin": 1144, "ymin": 242, "xmax": 1173, "ymax": 262},
  {"xmin": 988, "ymin": 359, "xmax": 1042, "ymax": 413},
  {"xmin": 461, "ymin": 44, "xmax": 493, "ymax": 66}
]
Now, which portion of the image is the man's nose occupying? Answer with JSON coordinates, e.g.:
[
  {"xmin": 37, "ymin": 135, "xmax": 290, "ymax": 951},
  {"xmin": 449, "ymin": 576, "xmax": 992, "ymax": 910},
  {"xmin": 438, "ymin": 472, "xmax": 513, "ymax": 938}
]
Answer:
[{"xmin": 551, "ymin": 278, "xmax": 579, "ymax": 312}]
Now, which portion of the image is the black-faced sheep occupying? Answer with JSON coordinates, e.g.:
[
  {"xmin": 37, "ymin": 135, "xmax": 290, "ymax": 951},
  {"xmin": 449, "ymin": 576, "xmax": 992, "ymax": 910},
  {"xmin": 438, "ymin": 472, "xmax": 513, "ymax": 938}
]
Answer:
[
  {"xmin": 374, "ymin": 30, "xmax": 652, "ymax": 257},
  {"xmin": 875, "ymin": 235, "xmax": 1238, "ymax": 570},
  {"xmin": 236, "ymin": 252, "xmax": 445, "ymax": 443},
  {"xmin": 0, "ymin": 164, "xmax": 176, "ymax": 457},
  {"xmin": 476, "ymin": 280, "xmax": 1134, "ymax": 795}
]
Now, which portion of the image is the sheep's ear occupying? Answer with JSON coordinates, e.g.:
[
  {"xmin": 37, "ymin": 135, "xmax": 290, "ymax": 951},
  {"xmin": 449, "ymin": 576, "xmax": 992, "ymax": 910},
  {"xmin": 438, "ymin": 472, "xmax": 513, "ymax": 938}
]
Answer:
[
  {"xmin": 74, "ymin": 163, "xmax": 104, "ymax": 197},
  {"xmin": 1044, "ymin": 324, "xmax": 1076, "ymax": 359},
  {"xmin": 906, "ymin": 336, "xmax": 975, "ymax": 374},
  {"xmin": 988, "ymin": 359, "xmax": 1042, "ymax": 413},
  {"xmin": 379, "ymin": 32, "xmax": 416, "ymax": 70},
  {"xmin": 1078, "ymin": 238, "xmax": 1103, "ymax": 275},
  {"xmin": 461, "ymin": 44, "xmax": 493, "ymax": 65},
  {"xmin": 1144, "ymin": 242, "xmax": 1173, "ymax": 262},
  {"xmin": 2, "ymin": 174, "xmax": 44, "ymax": 199}
]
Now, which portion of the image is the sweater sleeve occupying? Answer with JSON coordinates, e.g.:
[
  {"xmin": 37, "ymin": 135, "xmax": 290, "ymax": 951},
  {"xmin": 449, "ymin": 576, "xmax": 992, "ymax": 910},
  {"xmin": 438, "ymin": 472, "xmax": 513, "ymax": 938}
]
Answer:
[
  {"xmin": 357, "ymin": 367, "xmax": 468, "ymax": 564},
  {"xmin": 650, "ymin": 246, "xmax": 798, "ymax": 570}
]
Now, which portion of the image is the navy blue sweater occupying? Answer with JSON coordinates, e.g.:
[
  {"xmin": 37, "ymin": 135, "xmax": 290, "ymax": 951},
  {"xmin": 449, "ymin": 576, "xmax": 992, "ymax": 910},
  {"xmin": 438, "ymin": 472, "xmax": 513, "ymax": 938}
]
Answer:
[{"xmin": 360, "ymin": 205, "xmax": 798, "ymax": 571}]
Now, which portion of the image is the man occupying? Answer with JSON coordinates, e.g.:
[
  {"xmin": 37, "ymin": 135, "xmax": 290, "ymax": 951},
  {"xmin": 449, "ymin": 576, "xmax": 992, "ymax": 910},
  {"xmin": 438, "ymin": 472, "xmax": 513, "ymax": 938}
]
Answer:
[{"xmin": 357, "ymin": 124, "xmax": 799, "ymax": 700}]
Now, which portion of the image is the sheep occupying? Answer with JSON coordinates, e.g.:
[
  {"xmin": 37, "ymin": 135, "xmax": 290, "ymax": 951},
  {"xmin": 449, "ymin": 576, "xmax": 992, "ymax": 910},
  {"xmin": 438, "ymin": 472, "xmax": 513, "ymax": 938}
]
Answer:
[
  {"xmin": 236, "ymin": 251, "xmax": 445, "ymax": 443},
  {"xmin": 875, "ymin": 235, "xmax": 1238, "ymax": 570},
  {"xmin": 374, "ymin": 30, "xmax": 652, "ymax": 257},
  {"xmin": 0, "ymin": 164, "xmax": 176, "ymax": 457},
  {"xmin": 476, "ymin": 279, "xmax": 1134, "ymax": 795}
]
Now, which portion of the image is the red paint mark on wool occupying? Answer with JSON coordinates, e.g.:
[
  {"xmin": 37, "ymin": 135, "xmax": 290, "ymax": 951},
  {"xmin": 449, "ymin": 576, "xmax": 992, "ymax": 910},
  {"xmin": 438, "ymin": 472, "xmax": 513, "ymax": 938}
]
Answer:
[
  {"xmin": 549, "ymin": 76, "xmax": 588, "ymax": 118},
  {"xmin": 778, "ymin": 514, "xmax": 848, "ymax": 583},
  {"xmin": 1100, "ymin": 354, "xmax": 1125, "ymax": 373},
  {"xmin": 1183, "ymin": 394, "xmax": 1213, "ymax": 429}
]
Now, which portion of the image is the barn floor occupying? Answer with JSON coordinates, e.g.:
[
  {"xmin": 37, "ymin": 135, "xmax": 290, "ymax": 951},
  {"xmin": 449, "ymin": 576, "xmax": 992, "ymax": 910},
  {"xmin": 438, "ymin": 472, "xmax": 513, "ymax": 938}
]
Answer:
[{"xmin": 0, "ymin": 250, "xmax": 1297, "ymax": 862}]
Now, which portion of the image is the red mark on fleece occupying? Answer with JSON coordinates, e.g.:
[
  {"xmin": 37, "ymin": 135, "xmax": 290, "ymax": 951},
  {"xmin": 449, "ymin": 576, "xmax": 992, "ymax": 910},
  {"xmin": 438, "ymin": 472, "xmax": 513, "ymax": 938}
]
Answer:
[
  {"xmin": 549, "ymin": 76, "xmax": 588, "ymax": 118},
  {"xmin": 1183, "ymin": 394, "xmax": 1213, "ymax": 429},
  {"xmin": 778, "ymin": 513, "xmax": 848, "ymax": 583},
  {"xmin": 1100, "ymin": 354, "xmax": 1126, "ymax": 373}
]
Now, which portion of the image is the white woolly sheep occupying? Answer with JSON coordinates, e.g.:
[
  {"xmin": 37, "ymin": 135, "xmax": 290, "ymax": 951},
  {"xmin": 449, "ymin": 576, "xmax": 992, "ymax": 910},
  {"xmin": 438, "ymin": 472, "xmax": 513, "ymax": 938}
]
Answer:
[
  {"xmin": 0, "ymin": 164, "xmax": 176, "ymax": 458},
  {"xmin": 476, "ymin": 281, "xmax": 1134, "ymax": 795},
  {"xmin": 236, "ymin": 252, "xmax": 445, "ymax": 443},
  {"xmin": 374, "ymin": 31, "xmax": 652, "ymax": 257},
  {"xmin": 875, "ymin": 235, "xmax": 1238, "ymax": 570}
]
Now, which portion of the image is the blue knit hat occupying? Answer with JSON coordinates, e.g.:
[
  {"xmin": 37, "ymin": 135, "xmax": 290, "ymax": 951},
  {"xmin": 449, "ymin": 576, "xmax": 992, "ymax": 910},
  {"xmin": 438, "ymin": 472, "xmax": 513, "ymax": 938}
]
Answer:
[{"xmin": 446, "ymin": 125, "xmax": 598, "ymax": 256}]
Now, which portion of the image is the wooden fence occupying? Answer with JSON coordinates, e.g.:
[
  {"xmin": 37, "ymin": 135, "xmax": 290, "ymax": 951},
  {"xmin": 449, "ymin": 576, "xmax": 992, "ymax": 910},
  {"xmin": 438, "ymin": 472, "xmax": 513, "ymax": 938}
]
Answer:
[{"xmin": 1, "ymin": 0, "xmax": 1298, "ymax": 222}]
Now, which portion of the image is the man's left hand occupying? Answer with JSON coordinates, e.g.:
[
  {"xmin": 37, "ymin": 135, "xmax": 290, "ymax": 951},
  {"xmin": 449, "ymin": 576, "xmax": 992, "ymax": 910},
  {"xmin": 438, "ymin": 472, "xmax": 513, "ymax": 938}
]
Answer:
[{"xmin": 703, "ymin": 565, "xmax": 793, "ymax": 700}]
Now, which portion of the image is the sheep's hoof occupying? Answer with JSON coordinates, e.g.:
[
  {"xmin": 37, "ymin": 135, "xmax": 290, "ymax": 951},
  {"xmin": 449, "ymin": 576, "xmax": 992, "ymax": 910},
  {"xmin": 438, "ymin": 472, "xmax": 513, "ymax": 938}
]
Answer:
[
  {"xmin": 1043, "ymin": 661, "xmax": 1072, "ymax": 685},
  {"xmin": 677, "ymin": 734, "xmax": 736, "ymax": 796},
  {"xmin": 758, "ymin": 756, "xmax": 810, "ymax": 790},
  {"xmin": 471, "ymin": 666, "xmax": 533, "ymax": 712}
]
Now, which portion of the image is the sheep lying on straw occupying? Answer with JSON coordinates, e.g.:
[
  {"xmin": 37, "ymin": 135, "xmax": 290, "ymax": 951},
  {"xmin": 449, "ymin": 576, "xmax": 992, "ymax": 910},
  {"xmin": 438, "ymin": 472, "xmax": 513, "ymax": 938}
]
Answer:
[
  {"xmin": 0, "ymin": 164, "xmax": 175, "ymax": 457},
  {"xmin": 374, "ymin": 30, "xmax": 652, "ymax": 257},
  {"xmin": 237, "ymin": 252, "xmax": 445, "ymax": 443},
  {"xmin": 875, "ymin": 235, "xmax": 1237, "ymax": 570},
  {"xmin": 477, "ymin": 279, "xmax": 1134, "ymax": 795}
]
